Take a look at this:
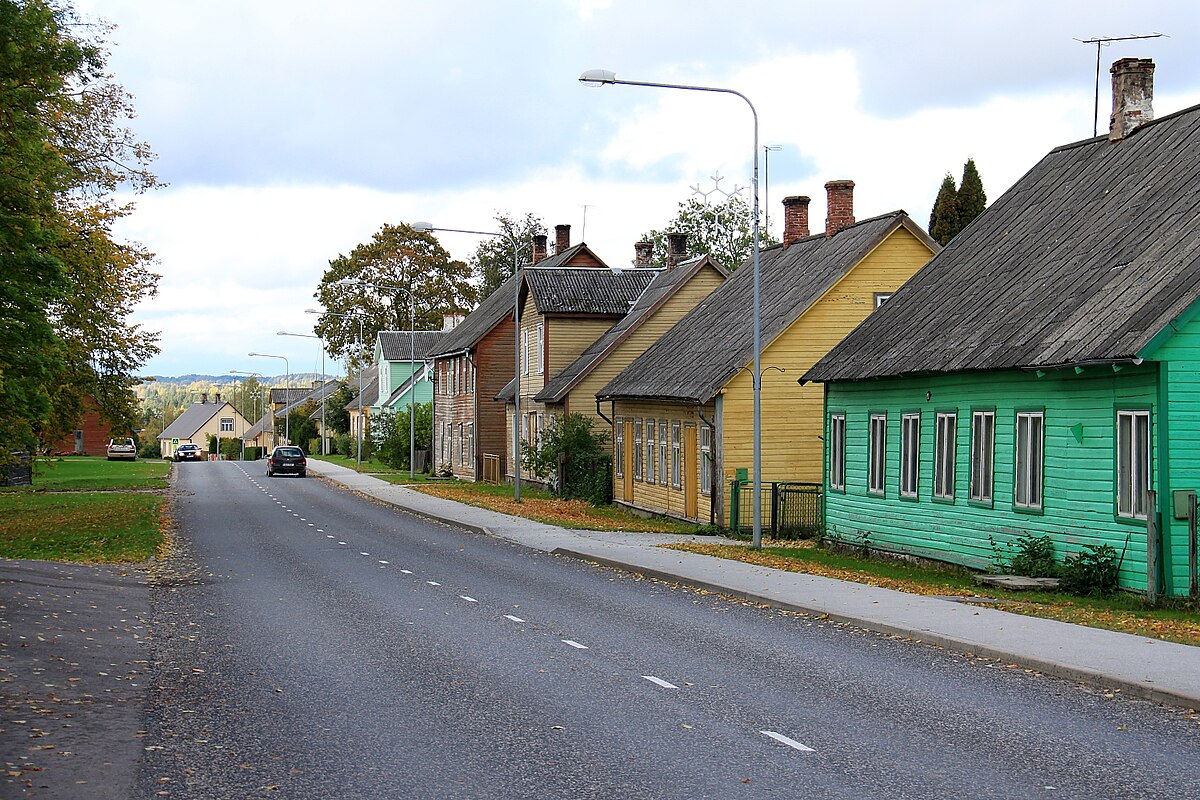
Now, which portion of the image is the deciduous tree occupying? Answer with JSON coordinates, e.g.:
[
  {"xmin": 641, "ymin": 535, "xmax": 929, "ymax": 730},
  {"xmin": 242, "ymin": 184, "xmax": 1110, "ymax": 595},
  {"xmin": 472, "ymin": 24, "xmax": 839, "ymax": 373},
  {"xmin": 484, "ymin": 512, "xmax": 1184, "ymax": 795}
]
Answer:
[
  {"xmin": 641, "ymin": 194, "xmax": 777, "ymax": 272},
  {"xmin": 471, "ymin": 212, "xmax": 545, "ymax": 298}
]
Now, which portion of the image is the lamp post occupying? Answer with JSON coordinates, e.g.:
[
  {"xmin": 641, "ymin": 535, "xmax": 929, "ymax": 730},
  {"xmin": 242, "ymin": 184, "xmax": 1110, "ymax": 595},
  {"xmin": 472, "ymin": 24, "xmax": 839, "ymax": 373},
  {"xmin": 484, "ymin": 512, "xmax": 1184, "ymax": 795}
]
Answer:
[
  {"xmin": 230, "ymin": 370, "xmax": 266, "ymax": 453},
  {"xmin": 332, "ymin": 280, "xmax": 417, "ymax": 480},
  {"xmin": 409, "ymin": 221, "xmax": 524, "ymax": 502},
  {"xmin": 580, "ymin": 68, "xmax": 765, "ymax": 548},
  {"xmin": 307, "ymin": 309, "xmax": 366, "ymax": 464},
  {"xmin": 278, "ymin": 330, "xmax": 329, "ymax": 455},
  {"xmin": 248, "ymin": 352, "xmax": 290, "ymax": 447}
]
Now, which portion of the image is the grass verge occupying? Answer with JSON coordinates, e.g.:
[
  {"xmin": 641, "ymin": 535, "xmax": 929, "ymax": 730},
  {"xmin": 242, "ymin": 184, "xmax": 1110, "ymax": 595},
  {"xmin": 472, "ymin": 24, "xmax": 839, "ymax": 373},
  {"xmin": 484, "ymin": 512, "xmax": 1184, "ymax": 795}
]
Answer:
[
  {"xmin": 664, "ymin": 541, "xmax": 1200, "ymax": 647},
  {"xmin": 413, "ymin": 482, "xmax": 707, "ymax": 534},
  {"xmin": 309, "ymin": 454, "xmax": 413, "ymax": 475},
  {"xmin": 0, "ymin": 492, "xmax": 164, "ymax": 562},
  {"xmin": 1, "ymin": 456, "xmax": 170, "ymax": 492}
]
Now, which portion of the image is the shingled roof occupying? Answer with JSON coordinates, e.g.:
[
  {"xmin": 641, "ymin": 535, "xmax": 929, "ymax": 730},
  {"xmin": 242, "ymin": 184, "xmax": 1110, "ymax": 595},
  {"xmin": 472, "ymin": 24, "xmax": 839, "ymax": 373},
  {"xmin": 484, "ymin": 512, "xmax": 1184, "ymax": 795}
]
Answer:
[
  {"xmin": 346, "ymin": 363, "xmax": 380, "ymax": 409},
  {"xmin": 524, "ymin": 266, "xmax": 656, "ymax": 315},
  {"xmin": 430, "ymin": 272, "xmax": 522, "ymax": 358},
  {"xmin": 535, "ymin": 256, "xmax": 726, "ymax": 404},
  {"xmin": 805, "ymin": 102, "xmax": 1200, "ymax": 383},
  {"xmin": 599, "ymin": 212, "xmax": 934, "ymax": 403},
  {"xmin": 378, "ymin": 330, "xmax": 444, "ymax": 362},
  {"xmin": 160, "ymin": 402, "xmax": 233, "ymax": 440}
]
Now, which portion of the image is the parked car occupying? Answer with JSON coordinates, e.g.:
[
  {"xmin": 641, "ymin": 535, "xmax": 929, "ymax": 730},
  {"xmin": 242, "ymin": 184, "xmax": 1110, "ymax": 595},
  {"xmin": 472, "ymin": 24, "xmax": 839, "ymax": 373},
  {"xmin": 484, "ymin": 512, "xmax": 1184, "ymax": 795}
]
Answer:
[
  {"xmin": 267, "ymin": 446, "xmax": 306, "ymax": 477},
  {"xmin": 106, "ymin": 438, "xmax": 137, "ymax": 461},
  {"xmin": 174, "ymin": 443, "xmax": 204, "ymax": 462}
]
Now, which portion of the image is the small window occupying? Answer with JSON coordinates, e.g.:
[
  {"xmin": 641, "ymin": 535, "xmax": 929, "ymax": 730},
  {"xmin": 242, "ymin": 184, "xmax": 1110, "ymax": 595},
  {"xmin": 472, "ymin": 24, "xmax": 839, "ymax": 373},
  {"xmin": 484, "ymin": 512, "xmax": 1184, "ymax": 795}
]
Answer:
[
  {"xmin": 700, "ymin": 425, "xmax": 712, "ymax": 496},
  {"xmin": 536, "ymin": 323, "xmax": 545, "ymax": 375},
  {"xmin": 659, "ymin": 421, "xmax": 669, "ymax": 486},
  {"xmin": 521, "ymin": 330, "xmax": 529, "ymax": 376},
  {"xmin": 970, "ymin": 410, "xmax": 994, "ymax": 503},
  {"xmin": 466, "ymin": 422, "xmax": 475, "ymax": 468},
  {"xmin": 670, "ymin": 421, "xmax": 681, "ymax": 489},
  {"xmin": 633, "ymin": 419, "xmax": 643, "ymax": 480},
  {"xmin": 615, "ymin": 418, "xmax": 624, "ymax": 477},
  {"xmin": 1117, "ymin": 409, "xmax": 1151, "ymax": 520},
  {"xmin": 829, "ymin": 414, "xmax": 846, "ymax": 491},
  {"xmin": 220, "ymin": 418, "xmax": 234, "ymax": 432},
  {"xmin": 1015, "ymin": 411, "xmax": 1044, "ymax": 510},
  {"xmin": 934, "ymin": 411, "xmax": 957, "ymax": 500},
  {"xmin": 900, "ymin": 412, "xmax": 920, "ymax": 498},
  {"xmin": 874, "ymin": 293, "xmax": 892, "ymax": 308},
  {"xmin": 868, "ymin": 413, "xmax": 887, "ymax": 495},
  {"xmin": 645, "ymin": 419, "xmax": 655, "ymax": 484}
]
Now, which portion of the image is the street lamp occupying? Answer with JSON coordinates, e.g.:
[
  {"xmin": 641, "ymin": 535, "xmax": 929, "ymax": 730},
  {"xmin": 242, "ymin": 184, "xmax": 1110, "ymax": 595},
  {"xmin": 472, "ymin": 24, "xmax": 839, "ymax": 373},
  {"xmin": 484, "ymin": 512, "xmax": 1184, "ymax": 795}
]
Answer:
[
  {"xmin": 248, "ymin": 352, "xmax": 290, "ymax": 447},
  {"xmin": 580, "ymin": 68, "xmax": 766, "ymax": 548},
  {"xmin": 332, "ymin": 280, "xmax": 417, "ymax": 481},
  {"xmin": 278, "ymin": 330, "xmax": 329, "ymax": 455},
  {"xmin": 307, "ymin": 308, "xmax": 366, "ymax": 464},
  {"xmin": 409, "ymin": 221, "xmax": 524, "ymax": 502},
  {"xmin": 230, "ymin": 370, "xmax": 266, "ymax": 445}
]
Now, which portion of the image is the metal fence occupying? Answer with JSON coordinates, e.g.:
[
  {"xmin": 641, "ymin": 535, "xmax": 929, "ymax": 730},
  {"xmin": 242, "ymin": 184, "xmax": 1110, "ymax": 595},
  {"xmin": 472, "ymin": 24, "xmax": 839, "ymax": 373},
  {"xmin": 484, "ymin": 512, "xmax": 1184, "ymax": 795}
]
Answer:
[{"xmin": 729, "ymin": 480, "xmax": 823, "ymax": 539}]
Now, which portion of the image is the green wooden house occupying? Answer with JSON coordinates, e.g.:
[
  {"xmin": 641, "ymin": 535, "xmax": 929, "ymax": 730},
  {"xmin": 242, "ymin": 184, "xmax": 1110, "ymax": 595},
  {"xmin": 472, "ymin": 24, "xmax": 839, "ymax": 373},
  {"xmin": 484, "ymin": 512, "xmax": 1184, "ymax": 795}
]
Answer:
[{"xmin": 803, "ymin": 59, "xmax": 1200, "ymax": 596}]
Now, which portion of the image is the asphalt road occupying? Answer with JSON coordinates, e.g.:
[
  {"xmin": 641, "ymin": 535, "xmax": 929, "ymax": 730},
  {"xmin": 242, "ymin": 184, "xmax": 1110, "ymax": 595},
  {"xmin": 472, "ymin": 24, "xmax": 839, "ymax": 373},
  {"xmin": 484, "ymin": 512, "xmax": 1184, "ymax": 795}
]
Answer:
[{"xmin": 133, "ymin": 461, "xmax": 1200, "ymax": 799}]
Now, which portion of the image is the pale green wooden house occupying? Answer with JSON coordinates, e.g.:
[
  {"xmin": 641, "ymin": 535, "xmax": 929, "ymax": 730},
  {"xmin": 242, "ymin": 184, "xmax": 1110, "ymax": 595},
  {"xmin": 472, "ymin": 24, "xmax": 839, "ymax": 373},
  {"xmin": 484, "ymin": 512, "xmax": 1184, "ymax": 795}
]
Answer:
[{"xmin": 804, "ymin": 59, "xmax": 1200, "ymax": 596}]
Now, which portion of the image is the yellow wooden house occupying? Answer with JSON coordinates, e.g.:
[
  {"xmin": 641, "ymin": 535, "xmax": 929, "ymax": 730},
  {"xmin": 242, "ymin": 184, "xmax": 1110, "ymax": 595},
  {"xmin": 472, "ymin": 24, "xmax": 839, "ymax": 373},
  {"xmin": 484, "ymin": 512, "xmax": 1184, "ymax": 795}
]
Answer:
[{"xmin": 597, "ymin": 183, "xmax": 939, "ymax": 527}]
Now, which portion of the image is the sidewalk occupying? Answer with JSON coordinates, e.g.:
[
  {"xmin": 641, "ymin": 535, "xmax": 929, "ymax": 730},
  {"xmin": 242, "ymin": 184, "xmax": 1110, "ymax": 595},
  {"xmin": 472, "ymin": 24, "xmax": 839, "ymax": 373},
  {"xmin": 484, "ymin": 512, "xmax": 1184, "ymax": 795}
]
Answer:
[{"xmin": 307, "ymin": 459, "xmax": 1200, "ymax": 709}]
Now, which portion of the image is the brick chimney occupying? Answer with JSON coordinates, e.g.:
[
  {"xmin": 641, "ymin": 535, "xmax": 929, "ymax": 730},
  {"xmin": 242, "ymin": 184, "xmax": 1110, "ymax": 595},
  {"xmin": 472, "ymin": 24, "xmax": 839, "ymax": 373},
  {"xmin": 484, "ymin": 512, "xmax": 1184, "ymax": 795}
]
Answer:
[
  {"xmin": 634, "ymin": 240, "xmax": 654, "ymax": 268},
  {"xmin": 666, "ymin": 232, "xmax": 688, "ymax": 269},
  {"xmin": 1109, "ymin": 58, "xmax": 1155, "ymax": 141},
  {"xmin": 782, "ymin": 196, "xmax": 811, "ymax": 245},
  {"xmin": 214, "ymin": 392, "xmax": 221, "ymax": 403},
  {"xmin": 532, "ymin": 234, "xmax": 548, "ymax": 264},
  {"xmin": 200, "ymin": 392, "xmax": 208, "ymax": 404},
  {"xmin": 825, "ymin": 180, "xmax": 855, "ymax": 237},
  {"xmin": 442, "ymin": 313, "xmax": 464, "ymax": 331},
  {"xmin": 555, "ymin": 224, "xmax": 571, "ymax": 254}
]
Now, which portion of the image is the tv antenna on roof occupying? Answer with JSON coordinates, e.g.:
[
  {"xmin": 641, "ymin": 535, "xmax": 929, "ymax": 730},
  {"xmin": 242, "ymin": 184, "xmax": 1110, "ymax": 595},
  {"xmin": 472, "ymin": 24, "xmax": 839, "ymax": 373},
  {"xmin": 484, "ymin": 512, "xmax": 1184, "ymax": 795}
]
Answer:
[{"xmin": 1076, "ymin": 33, "xmax": 1166, "ymax": 137}]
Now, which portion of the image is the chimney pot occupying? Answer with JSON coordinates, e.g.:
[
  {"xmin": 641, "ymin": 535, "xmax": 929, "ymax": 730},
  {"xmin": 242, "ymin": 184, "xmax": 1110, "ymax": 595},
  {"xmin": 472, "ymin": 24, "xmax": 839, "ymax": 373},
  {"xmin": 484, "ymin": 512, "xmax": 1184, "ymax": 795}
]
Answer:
[
  {"xmin": 825, "ymin": 180, "xmax": 855, "ymax": 237},
  {"xmin": 782, "ymin": 196, "xmax": 811, "ymax": 245},
  {"xmin": 666, "ymin": 232, "xmax": 688, "ymax": 269},
  {"xmin": 532, "ymin": 234, "xmax": 548, "ymax": 264},
  {"xmin": 201, "ymin": 392, "xmax": 208, "ymax": 404},
  {"xmin": 1109, "ymin": 57, "xmax": 1155, "ymax": 141},
  {"xmin": 634, "ymin": 240, "xmax": 654, "ymax": 268},
  {"xmin": 214, "ymin": 392, "xmax": 221, "ymax": 403},
  {"xmin": 554, "ymin": 224, "xmax": 571, "ymax": 254}
]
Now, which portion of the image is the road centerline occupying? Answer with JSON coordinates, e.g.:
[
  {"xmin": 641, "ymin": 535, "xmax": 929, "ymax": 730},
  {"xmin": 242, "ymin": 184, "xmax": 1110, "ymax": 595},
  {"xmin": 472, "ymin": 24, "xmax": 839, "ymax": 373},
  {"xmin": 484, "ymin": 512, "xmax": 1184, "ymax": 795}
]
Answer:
[{"xmin": 760, "ymin": 730, "xmax": 815, "ymax": 752}]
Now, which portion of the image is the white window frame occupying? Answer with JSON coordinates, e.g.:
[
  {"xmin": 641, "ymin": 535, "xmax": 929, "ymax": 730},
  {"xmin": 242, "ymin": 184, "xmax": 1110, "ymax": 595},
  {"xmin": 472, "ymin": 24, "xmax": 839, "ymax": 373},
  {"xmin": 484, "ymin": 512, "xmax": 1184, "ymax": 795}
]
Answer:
[
  {"xmin": 670, "ymin": 421, "xmax": 681, "ymax": 489},
  {"xmin": 1117, "ymin": 409, "xmax": 1152, "ymax": 520},
  {"xmin": 536, "ymin": 322, "xmax": 544, "ymax": 375},
  {"xmin": 874, "ymin": 292, "xmax": 893, "ymax": 308},
  {"xmin": 700, "ymin": 425, "xmax": 712, "ymax": 497},
  {"xmin": 645, "ymin": 419, "xmax": 655, "ymax": 484},
  {"xmin": 220, "ymin": 418, "xmax": 234, "ymax": 433},
  {"xmin": 521, "ymin": 329, "xmax": 529, "ymax": 376},
  {"xmin": 614, "ymin": 418, "xmax": 624, "ymax": 477},
  {"xmin": 900, "ymin": 412, "xmax": 920, "ymax": 499},
  {"xmin": 1015, "ymin": 411, "xmax": 1045, "ymax": 510},
  {"xmin": 829, "ymin": 413, "xmax": 846, "ymax": 491},
  {"xmin": 658, "ymin": 420, "xmax": 669, "ymax": 486},
  {"xmin": 868, "ymin": 413, "xmax": 887, "ymax": 496},
  {"xmin": 633, "ymin": 419, "xmax": 643, "ymax": 480},
  {"xmin": 934, "ymin": 411, "xmax": 957, "ymax": 500},
  {"xmin": 466, "ymin": 422, "xmax": 475, "ymax": 468},
  {"xmin": 970, "ymin": 410, "xmax": 995, "ymax": 503}
]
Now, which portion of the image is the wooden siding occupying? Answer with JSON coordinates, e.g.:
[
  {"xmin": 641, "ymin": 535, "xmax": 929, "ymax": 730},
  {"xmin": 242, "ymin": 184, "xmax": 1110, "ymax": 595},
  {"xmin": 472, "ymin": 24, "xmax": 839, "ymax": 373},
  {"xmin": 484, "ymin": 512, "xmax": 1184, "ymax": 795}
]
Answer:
[
  {"xmin": 824, "ymin": 365, "xmax": 1161, "ymax": 591},
  {"xmin": 517, "ymin": 297, "xmax": 546, "ymax": 397},
  {"xmin": 546, "ymin": 316, "xmax": 617, "ymax": 376}
]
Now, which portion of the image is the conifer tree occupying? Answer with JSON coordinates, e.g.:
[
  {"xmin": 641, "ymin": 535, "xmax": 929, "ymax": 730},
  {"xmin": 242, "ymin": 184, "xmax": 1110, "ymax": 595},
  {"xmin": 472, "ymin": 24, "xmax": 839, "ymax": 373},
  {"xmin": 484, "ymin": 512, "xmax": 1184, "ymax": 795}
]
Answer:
[
  {"xmin": 956, "ymin": 158, "xmax": 987, "ymax": 232},
  {"xmin": 929, "ymin": 174, "xmax": 959, "ymax": 246}
]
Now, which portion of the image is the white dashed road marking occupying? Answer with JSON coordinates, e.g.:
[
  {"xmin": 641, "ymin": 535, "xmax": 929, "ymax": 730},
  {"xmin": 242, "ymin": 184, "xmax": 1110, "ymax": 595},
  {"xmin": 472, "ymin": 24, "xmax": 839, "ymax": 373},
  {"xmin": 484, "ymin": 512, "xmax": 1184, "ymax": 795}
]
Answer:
[
  {"xmin": 378, "ymin": 560, "xmax": 389, "ymax": 565},
  {"xmin": 459, "ymin": 595, "xmax": 477, "ymax": 603},
  {"xmin": 561, "ymin": 640, "xmax": 588, "ymax": 650},
  {"xmin": 504, "ymin": 615, "xmax": 525, "ymax": 623},
  {"xmin": 400, "ymin": 569, "xmax": 413, "ymax": 574},
  {"xmin": 641, "ymin": 676, "xmax": 678, "ymax": 689},
  {"xmin": 759, "ymin": 731, "xmax": 815, "ymax": 752},
  {"xmin": 427, "ymin": 581, "xmax": 441, "ymax": 586},
  {"xmin": 360, "ymin": 552, "xmax": 370, "ymax": 556}
]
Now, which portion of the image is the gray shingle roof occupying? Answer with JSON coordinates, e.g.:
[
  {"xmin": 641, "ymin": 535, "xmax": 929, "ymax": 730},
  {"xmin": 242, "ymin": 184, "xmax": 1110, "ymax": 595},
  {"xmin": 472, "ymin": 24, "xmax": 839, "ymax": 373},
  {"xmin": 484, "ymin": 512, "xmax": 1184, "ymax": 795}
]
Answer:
[
  {"xmin": 276, "ymin": 380, "xmax": 341, "ymax": 416},
  {"xmin": 599, "ymin": 212, "xmax": 933, "ymax": 403},
  {"xmin": 160, "ymin": 402, "xmax": 227, "ymax": 439},
  {"xmin": 378, "ymin": 331, "xmax": 444, "ymax": 361},
  {"xmin": 525, "ymin": 267, "xmax": 657, "ymax": 315},
  {"xmin": 535, "ymin": 256, "xmax": 727, "ymax": 404},
  {"xmin": 346, "ymin": 363, "xmax": 380, "ymax": 409},
  {"xmin": 270, "ymin": 387, "xmax": 312, "ymax": 405},
  {"xmin": 805, "ymin": 103, "xmax": 1200, "ymax": 383}
]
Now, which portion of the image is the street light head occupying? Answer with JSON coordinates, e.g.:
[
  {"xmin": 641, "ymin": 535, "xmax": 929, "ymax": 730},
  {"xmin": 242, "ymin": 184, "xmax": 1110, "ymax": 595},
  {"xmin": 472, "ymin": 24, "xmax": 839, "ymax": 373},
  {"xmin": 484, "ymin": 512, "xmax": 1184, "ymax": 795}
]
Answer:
[
  {"xmin": 304, "ymin": 308, "xmax": 321, "ymax": 315},
  {"xmin": 276, "ymin": 331, "xmax": 289, "ymax": 336},
  {"xmin": 409, "ymin": 221, "xmax": 435, "ymax": 232},
  {"xmin": 579, "ymin": 69, "xmax": 616, "ymax": 87},
  {"xmin": 248, "ymin": 352, "xmax": 260, "ymax": 357}
]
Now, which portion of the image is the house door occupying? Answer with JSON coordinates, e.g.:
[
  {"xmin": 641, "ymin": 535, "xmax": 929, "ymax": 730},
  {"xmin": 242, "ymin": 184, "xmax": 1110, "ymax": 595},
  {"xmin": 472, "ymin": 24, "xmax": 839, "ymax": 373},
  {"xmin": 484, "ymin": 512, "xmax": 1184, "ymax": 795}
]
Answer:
[
  {"xmin": 74, "ymin": 430, "xmax": 84, "ymax": 454},
  {"xmin": 684, "ymin": 424, "xmax": 698, "ymax": 519},
  {"xmin": 623, "ymin": 421, "xmax": 634, "ymax": 500}
]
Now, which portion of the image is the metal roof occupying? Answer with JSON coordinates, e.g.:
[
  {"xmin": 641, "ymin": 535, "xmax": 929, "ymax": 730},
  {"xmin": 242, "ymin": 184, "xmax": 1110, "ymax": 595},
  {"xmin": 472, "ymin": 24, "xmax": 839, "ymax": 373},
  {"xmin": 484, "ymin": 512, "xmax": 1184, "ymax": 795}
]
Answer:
[
  {"xmin": 599, "ymin": 212, "xmax": 932, "ymax": 403},
  {"xmin": 377, "ymin": 331, "xmax": 444, "ymax": 362},
  {"xmin": 431, "ymin": 272, "xmax": 523, "ymax": 357},
  {"xmin": 805, "ymin": 103, "xmax": 1200, "ymax": 383}
]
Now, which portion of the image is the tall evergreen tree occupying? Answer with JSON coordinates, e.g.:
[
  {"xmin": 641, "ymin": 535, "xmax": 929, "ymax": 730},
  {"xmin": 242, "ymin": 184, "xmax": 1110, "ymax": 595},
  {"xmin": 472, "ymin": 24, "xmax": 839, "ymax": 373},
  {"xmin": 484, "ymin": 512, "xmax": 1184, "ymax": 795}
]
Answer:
[
  {"xmin": 956, "ymin": 158, "xmax": 987, "ymax": 232},
  {"xmin": 929, "ymin": 174, "xmax": 959, "ymax": 246}
]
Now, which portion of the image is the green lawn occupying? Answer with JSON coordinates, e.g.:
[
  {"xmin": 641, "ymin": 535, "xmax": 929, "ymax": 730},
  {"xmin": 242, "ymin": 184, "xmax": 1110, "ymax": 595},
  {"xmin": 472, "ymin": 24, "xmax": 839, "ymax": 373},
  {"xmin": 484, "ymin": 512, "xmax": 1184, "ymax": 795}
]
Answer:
[
  {"xmin": 0, "ymin": 492, "xmax": 164, "ymax": 562},
  {"xmin": 309, "ymin": 453, "xmax": 430, "ymax": 476},
  {"xmin": 2, "ymin": 456, "xmax": 171, "ymax": 492}
]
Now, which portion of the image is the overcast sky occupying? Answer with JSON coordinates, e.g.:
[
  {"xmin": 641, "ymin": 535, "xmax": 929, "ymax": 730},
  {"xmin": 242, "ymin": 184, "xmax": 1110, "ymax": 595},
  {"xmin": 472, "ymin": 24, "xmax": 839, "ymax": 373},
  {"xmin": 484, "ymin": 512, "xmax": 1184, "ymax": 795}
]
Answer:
[{"xmin": 78, "ymin": 0, "xmax": 1200, "ymax": 378}]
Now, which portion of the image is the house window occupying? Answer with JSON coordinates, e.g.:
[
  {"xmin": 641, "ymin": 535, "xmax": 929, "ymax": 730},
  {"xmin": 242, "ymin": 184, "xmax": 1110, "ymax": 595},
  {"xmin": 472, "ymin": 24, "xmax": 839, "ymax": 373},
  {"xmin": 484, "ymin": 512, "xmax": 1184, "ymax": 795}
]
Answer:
[
  {"xmin": 934, "ymin": 411, "xmax": 957, "ymax": 500},
  {"xmin": 874, "ymin": 292, "xmax": 893, "ymax": 308},
  {"xmin": 1117, "ymin": 409, "xmax": 1152, "ymax": 520},
  {"xmin": 701, "ymin": 425, "xmax": 712, "ymax": 496},
  {"xmin": 535, "ymin": 413, "xmax": 544, "ymax": 447},
  {"xmin": 536, "ymin": 323, "xmax": 544, "ymax": 375},
  {"xmin": 615, "ymin": 418, "xmax": 624, "ymax": 477},
  {"xmin": 220, "ymin": 418, "xmax": 234, "ymax": 432},
  {"xmin": 670, "ymin": 421, "xmax": 681, "ymax": 489},
  {"xmin": 868, "ymin": 413, "xmax": 887, "ymax": 496},
  {"xmin": 645, "ymin": 419, "xmax": 656, "ymax": 484},
  {"xmin": 633, "ymin": 419, "xmax": 643, "ymax": 480},
  {"xmin": 900, "ymin": 412, "xmax": 920, "ymax": 499},
  {"xmin": 658, "ymin": 420, "xmax": 668, "ymax": 486},
  {"xmin": 970, "ymin": 410, "xmax": 995, "ymax": 503},
  {"xmin": 1015, "ymin": 411, "xmax": 1044, "ymax": 510},
  {"xmin": 829, "ymin": 413, "xmax": 846, "ymax": 491},
  {"xmin": 521, "ymin": 329, "xmax": 529, "ymax": 376},
  {"xmin": 521, "ymin": 412, "xmax": 530, "ymax": 446},
  {"xmin": 459, "ymin": 422, "xmax": 467, "ymax": 466}
]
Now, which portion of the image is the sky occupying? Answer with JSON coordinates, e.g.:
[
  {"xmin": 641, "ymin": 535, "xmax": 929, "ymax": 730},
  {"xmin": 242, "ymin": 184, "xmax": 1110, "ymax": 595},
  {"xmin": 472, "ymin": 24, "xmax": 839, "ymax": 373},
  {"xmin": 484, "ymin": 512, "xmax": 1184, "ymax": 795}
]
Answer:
[{"xmin": 76, "ymin": 0, "xmax": 1200, "ymax": 379}]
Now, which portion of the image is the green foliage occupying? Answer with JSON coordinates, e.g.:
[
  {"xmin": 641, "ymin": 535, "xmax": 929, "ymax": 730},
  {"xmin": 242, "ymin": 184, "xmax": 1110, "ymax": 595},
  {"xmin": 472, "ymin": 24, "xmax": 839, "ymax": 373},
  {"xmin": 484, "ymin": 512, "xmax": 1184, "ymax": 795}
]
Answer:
[
  {"xmin": 335, "ymin": 434, "xmax": 354, "ymax": 458},
  {"xmin": 957, "ymin": 158, "xmax": 987, "ymax": 229},
  {"xmin": 641, "ymin": 194, "xmax": 777, "ymax": 272},
  {"xmin": 278, "ymin": 402, "xmax": 318, "ymax": 449},
  {"xmin": 471, "ymin": 212, "xmax": 546, "ymax": 298},
  {"xmin": 929, "ymin": 174, "xmax": 959, "ymax": 246},
  {"xmin": 137, "ymin": 438, "xmax": 160, "ymax": 459},
  {"xmin": 521, "ymin": 413, "xmax": 612, "ymax": 505},
  {"xmin": 244, "ymin": 446, "xmax": 263, "ymax": 461},
  {"xmin": 313, "ymin": 223, "xmax": 477, "ymax": 370},
  {"xmin": 218, "ymin": 437, "xmax": 240, "ymax": 460},
  {"xmin": 1060, "ymin": 544, "xmax": 1121, "ymax": 596},
  {"xmin": 991, "ymin": 532, "xmax": 1060, "ymax": 577},
  {"xmin": 371, "ymin": 402, "xmax": 432, "ymax": 470},
  {"xmin": 324, "ymin": 382, "xmax": 355, "ymax": 435},
  {"xmin": 206, "ymin": 434, "xmax": 217, "ymax": 454}
]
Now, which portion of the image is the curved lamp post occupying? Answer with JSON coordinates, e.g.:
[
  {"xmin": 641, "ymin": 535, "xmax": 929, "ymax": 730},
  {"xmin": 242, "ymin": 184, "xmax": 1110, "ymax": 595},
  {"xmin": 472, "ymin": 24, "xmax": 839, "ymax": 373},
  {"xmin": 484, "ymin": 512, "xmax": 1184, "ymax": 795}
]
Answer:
[
  {"xmin": 307, "ymin": 308, "xmax": 366, "ymax": 464},
  {"xmin": 248, "ymin": 352, "xmax": 289, "ymax": 447},
  {"xmin": 410, "ymin": 221, "xmax": 524, "ymax": 502},
  {"xmin": 579, "ymin": 68, "xmax": 764, "ymax": 548},
  {"xmin": 278, "ymin": 330, "xmax": 329, "ymax": 455}
]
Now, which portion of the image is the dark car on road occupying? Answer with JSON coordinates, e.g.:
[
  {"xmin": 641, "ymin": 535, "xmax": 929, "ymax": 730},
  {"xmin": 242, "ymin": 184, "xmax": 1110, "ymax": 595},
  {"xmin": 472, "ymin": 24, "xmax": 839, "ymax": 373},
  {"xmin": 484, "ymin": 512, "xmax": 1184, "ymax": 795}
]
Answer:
[
  {"xmin": 267, "ymin": 446, "xmax": 306, "ymax": 477},
  {"xmin": 174, "ymin": 443, "xmax": 204, "ymax": 462}
]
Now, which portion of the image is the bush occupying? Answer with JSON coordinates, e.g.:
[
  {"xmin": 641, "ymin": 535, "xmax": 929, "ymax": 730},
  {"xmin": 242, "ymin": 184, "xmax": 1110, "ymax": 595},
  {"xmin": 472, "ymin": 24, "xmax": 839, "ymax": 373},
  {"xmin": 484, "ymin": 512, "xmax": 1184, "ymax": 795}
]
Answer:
[
  {"xmin": 371, "ymin": 403, "xmax": 432, "ymax": 470},
  {"xmin": 219, "ymin": 437, "xmax": 240, "ymax": 460},
  {"xmin": 207, "ymin": 434, "xmax": 218, "ymax": 454},
  {"xmin": 138, "ymin": 438, "xmax": 162, "ymax": 459},
  {"xmin": 1060, "ymin": 544, "xmax": 1120, "ymax": 596},
  {"xmin": 244, "ymin": 446, "xmax": 263, "ymax": 461},
  {"xmin": 521, "ymin": 413, "xmax": 612, "ymax": 505},
  {"xmin": 992, "ymin": 532, "xmax": 1059, "ymax": 577},
  {"xmin": 307, "ymin": 438, "xmax": 320, "ymax": 455}
]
